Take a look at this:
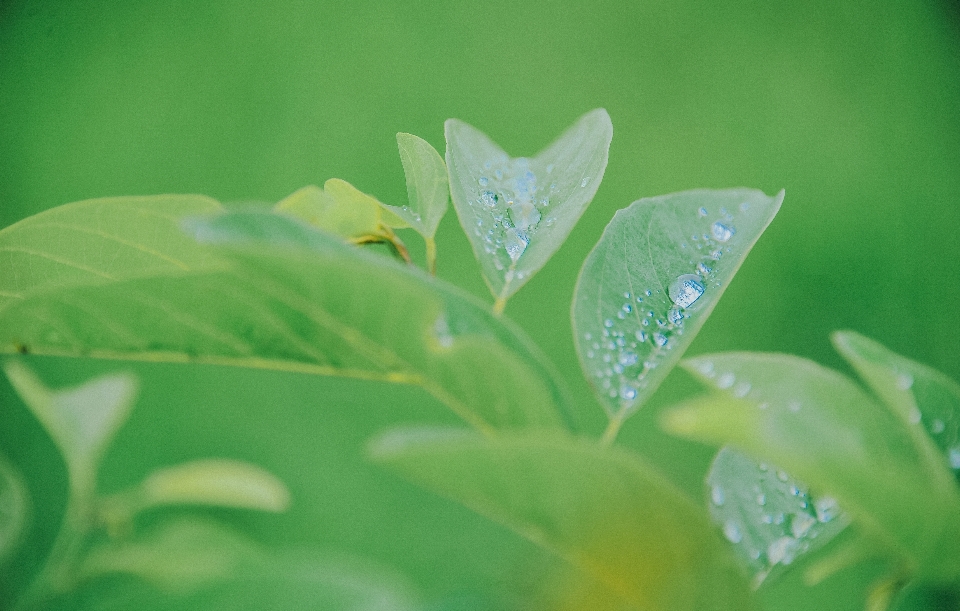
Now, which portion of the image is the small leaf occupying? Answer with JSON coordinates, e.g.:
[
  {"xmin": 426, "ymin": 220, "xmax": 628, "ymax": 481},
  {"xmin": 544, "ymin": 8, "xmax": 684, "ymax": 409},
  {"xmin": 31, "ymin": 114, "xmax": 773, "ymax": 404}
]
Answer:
[
  {"xmin": 706, "ymin": 446, "xmax": 850, "ymax": 587},
  {"xmin": 572, "ymin": 189, "xmax": 783, "ymax": 421},
  {"xmin": 833, "ymin": 330, "xmax": 960, "ymax": 483},
  {"xmin": 79, "ymin": 518, "xmax": 263, "ymax": 592},
  {"xmin": 662, "ymin": 353, "xmax": 960, "ymax": 582},
  {"xmin": 3, "ymin": 361, "xmax": 137, "ymax": 492},
  {"xmin": 0, "ymin": 452, "xmax": 29, "ymax": 563},
  {"xmin": 386, "ymin": 133, "xmax": 449, "ymax": 238},
  {"xmin": 274, "ymin": 181, "xmax": 384, "ymax": 239},
  {"xmin": 371, "ymin": 428, "xmax": 756, "ymax": 611},
  {"xmin": 0, "ymin": 195, "xmax": 224, "ymax": 311},
  {"xmin": 446, "ymin": 109, "xmax": 613, "ymax": 305},
  {"xmin": 117, "ymin": 459, "xmax": 291, "ymax": 515}
]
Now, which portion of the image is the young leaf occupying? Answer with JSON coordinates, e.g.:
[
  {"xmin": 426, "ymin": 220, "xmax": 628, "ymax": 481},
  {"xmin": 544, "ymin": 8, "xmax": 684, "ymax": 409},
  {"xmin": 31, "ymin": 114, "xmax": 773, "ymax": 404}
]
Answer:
[
  {"xmin": 0, "ymin": 211, "xmax": 570, "ymax": 432},
  {"xmin": 833, "ymin": 330, "xmax": 960, "ymax": 482},
  {"xmin": 3, "ymin": 361, "xmax": 138, "ymax": 492},
  {"xmin": 105, "ymin": 459, "xmax": 291, "ymax": 518},
  {"xmin": 274, "ymin": 179, "xmax": 400, "ymax": 239},
  {"xmin": 0, "ymin": 195, "xmax": 224, "ymax": 312},
  {"xmin": 446, "ymin": 109, "xmax": 613, "ymax": 309},
  {"xmin": 388, "ymin": 133, "xmax": 449, "ymax": 239},
  {"xmin": 0, "ymin": 452, "xmax": 29, "ymax": 563},
  {"xmin": 662, "ymin": 353, "xmax": 960, "ymax": 582},
  {"xmin": 370, "ymin": 428, "xmax": 756, "ymax": 611},
  {"xmin": 572, "ymin": 189, "xmax": 783, "ymax": 425},
  {"xmin": 706, "ymin": 446, "xmax": 850, "ymax": 588}
]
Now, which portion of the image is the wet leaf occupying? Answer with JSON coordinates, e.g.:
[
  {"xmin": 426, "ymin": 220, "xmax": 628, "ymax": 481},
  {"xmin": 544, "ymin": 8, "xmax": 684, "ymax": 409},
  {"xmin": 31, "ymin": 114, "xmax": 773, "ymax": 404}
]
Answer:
[
  {"xmin": 3, "ymin": 361, "xmax": 137, "ymax": 492},
  {"xmin": 371, "ymin": 428, "xmax": 756, "ymax": 611},
  {"xmin": 446, "ymin": 109, "xmax": 612, "ymax": 306},
  {"xmin": 705, "ymin": 446, "xmax": 850, "ymax": 587},
  {"xmin": 0, "ymin": 452, "xmax": 29, "ymax": 563},
  {"xmin": 662, "ymin": 353, "xmax": 960, "ymax": 582},
  {"xmin": 385, "ymin": 133, "xmax": 449, "ymax": 238},
  {"xmin": 572, "ymin": 189, "xmax": 783, "ymax": 422},
  {"xmin": 833, "ymin": 330, "xmax": 960, "ymax": 483},
  {"xmin": 0, "ymin": 210, "xmax": 570, "ymax": 432}
]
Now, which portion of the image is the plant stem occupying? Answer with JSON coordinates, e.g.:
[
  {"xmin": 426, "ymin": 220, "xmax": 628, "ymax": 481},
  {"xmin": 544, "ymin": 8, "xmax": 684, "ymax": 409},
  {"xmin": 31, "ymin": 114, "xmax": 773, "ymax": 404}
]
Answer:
[
  {"xmin": 492, "ymin": 297, "xmax": 507, "ymax": 316},
  {"xmin": 425, "ymin": 237, "xmax": 437, "ymax": 276},
  {"xmin": 600, "ymin": 414, "xmax": 624, "ymax": 446}
]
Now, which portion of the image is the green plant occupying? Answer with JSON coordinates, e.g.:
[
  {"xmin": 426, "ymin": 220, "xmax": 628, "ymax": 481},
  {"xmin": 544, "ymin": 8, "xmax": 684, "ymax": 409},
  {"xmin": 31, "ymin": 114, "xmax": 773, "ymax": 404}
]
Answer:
[{"xmin": 0, "ymin": 110, "xmax": 957, "ymax": 610}]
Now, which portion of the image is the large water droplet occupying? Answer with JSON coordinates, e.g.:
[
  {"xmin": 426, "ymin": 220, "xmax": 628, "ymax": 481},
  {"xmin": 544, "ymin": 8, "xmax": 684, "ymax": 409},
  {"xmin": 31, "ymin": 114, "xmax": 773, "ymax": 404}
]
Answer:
[
  {"xmin": 619, "ymin": 383, "xmax": 638, "ymax": 401},
  {"xmin": 618, "ymin": 351, "xmax": 639, "ymax": 367},
  {"xmin": 717, "ymin": 372, "xmax": 735, "ymax": 389},
  {"xmin": 504, "ymin": 228, "xmax": 529, "ymax": 262},
  {"xmin": 723, "ymin": 520, "xmax": 743, "ymax": 543},
  {"xmin": 711, "ymin": 485, "xmax": 725, "ymax": 506},
  {"xmin": 669, "ymin": 274, "xmax": 705, "ymax": 309},
  {"xmin": 480, "ymin": 190, "xmax": 498, "ymax": 207},
  {"xmin": 510, "ymin": 201, "xmax": 541, "ymax": 230},
  {"xmin": 711, "ymin": 222, "xmax": 735, "ymax": 242}
]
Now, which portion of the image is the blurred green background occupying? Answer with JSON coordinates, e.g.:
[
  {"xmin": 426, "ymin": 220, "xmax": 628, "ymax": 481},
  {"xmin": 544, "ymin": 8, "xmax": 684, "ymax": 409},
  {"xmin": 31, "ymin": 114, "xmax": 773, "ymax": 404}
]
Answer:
[{"xmin": 1, "ymin": 0, "xmax": 959, "ymax": 609}]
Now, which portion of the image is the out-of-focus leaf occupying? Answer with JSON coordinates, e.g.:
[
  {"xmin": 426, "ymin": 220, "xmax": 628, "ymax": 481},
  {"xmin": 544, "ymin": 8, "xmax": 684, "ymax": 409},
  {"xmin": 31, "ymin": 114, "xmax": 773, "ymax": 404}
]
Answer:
[
  {"xmin": 446, "ymin": 109, "xmax": 612, "ymax": 307},
  {"xmin": 387, "ymin": 133, "xmax": 449, "ymax": 238},
  {"xmin": 833, "ymin": 331, "xmax": 960, "ymax": 483},
  {"xmin": 109, "ymin": 459, "xmax": 290, "ymax": 516},
  {"xmin": 571, "ymin": 189, "xmax": 783, "ymax": 422},
  {"xmin": 370, "ymin": 428, "xmax": 756, "ymax": 611},
  {"xmin": 0, "ymin": 210, "xmax": 570, "ymax": 432},
  {"xmin": 0, "ymin": 452, "xmax": 29, "ymax": 563},
  {"xmin": 3, "ymin": 361, "xmax": 137, "ymax": 492},
  {"xmin": 706, "ymin": 446, "xmax": 850, "ymax": 587},
  {"xmin": 0, "ymin": 195, "xmax": 224, "ymax": 312},
  {"xmin": 274, "ymin": 180, "xmax": 388, "ymax": 240},
  {"xmin": 662, "ymin": 353, "xmax": 960, "ymax": 582}
]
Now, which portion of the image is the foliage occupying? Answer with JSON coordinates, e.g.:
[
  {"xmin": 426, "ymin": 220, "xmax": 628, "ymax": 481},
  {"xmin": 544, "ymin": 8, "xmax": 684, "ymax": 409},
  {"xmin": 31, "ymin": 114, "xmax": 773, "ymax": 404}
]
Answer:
[{"xmin": 1, "ymin": 112, "xmax": 958, "ymax": 611}]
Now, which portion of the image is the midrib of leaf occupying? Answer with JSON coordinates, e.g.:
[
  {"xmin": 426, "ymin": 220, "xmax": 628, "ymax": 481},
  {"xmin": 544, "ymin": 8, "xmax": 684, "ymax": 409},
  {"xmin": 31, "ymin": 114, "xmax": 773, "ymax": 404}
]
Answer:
[{"xmin": 0, "ymin": 246, "xmax": 117, "ymax": 281}]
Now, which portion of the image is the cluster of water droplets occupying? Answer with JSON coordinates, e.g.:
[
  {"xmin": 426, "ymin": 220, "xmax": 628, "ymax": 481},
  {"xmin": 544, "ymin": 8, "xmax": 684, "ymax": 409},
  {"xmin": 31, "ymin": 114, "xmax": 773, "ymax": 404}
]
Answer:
[
  {"xmin": 894, "ymin": 371, "xmax": 960, "ymax": 475},
  {"xmin": 581, "ymin": 204, "xmax": 742, "ymax": 411},
  {"xmin": 707, "ymin": 448, "xmax": 848, "ymax": 585}
]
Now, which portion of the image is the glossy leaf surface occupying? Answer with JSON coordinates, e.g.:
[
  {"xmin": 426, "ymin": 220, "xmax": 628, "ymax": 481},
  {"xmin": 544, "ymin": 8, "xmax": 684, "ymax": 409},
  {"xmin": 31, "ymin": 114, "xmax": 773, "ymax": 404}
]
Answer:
[
  {"xmin": 446, "ymin": 109, "xmax": 612, "ymax": 303},
  {"xmin": 371, "ymin": 429, "xmax": 755, "ymax": 611},
  {"xmin": 572, "ymin": 189, "xmax": 783, "ymax": 420}
]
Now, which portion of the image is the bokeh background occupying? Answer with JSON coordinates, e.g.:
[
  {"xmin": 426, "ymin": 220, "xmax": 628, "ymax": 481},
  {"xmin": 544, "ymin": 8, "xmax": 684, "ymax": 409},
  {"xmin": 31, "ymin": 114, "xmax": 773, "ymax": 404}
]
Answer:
[{"xmin": 2, "ymin": 0, "xmax": 959, "ymax": 609}]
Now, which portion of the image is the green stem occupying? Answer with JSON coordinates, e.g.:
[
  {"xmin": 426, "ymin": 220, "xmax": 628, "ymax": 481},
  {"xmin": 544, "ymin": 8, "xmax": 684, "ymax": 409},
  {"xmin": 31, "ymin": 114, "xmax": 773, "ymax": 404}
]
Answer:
[
  {"xmin": 425, "ymin": 237, "xmax": 437, "ymax": 276},
  {"xmin": 600, "ymin": 413, "xmax": 624, "ymax": 446}
]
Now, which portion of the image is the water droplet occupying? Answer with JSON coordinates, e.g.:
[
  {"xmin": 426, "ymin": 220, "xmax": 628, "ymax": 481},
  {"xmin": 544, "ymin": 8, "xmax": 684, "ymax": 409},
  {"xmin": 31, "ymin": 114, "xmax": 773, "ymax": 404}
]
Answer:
[
  {"xmin": 480, "ymin": 190, "xmax": 498, "ymax": 207},
  {"xmin": 711, "ymin": 222, "xmax": 735, "ymax": 243},
  {"xmin": 478, "ymin": 176, "xmax": 489, "ymax": 187},
  {"xmin": 619, "ymin": 383, "xmax": 638, "ymax": 401},
  {"xmin": 586, "ymin": 350, "xmax": 595, "ymax": 358},
  {"xmin": 433, "ymin": 315, "xmax": 454, "ymax": 349},
  {"xmin": 604, "ymin": 319, "xmax": 614, "ymax": 328},
  {"xmin": 697, "ymin": 361, "xmax": 714, "ymax": 376},
  {"xmin": 767, "ymin": 537, "xmax": 797, "ymax": 566},
  {"xmin": 733, "ymin": 382, "xmax": 751, "ymax": 398},
  {"xmin": 790, "ymin": 512, "xmax": 817, "ymax": 538},
  {"xmin": 503, "ymin": 228, "xmax": 529, "ymax": 262},
  {"xmin": 931, "ymin": 419, "xmax": 946, "ymax": 434},
  {"xmin": 618, "ymin": 351, "xmax": 639, "ymax": 367},
  {"xmin": 776, "ymin": 470, "xmax": 789, "ymax": 482},
  {"xmin": 814, "ymin": 497, "xmax": 840, "ymax": 523},
  {"xmin": 756, "ymin": 493, "xmax": 766, "ymax": 506},
  {"xmin": 645, "ymin": 289, "xmax": 652, "ymax": 297},
  {"xmin": 584, "ymin": 332, "xmax": 592, "ymax": 341},
  {"xmin": 949, "ymin": 446, "xmax": 960, "ymax": 470},
  {"xmin": 788, "ymin": 400, "xmax": 802, "ymax": 413},
  {"xmin": 711, "ymin": 485, "xmax": 725, "ymax": 506},
  {"xmin": 896, "ymin": 373, "xmax": 914, "ymax": 390},
  {"xmin": 717, "ymin": 373, "xmax": 735, "ymax": 389},
  {"xmin": 739, "ymin": 201, "xmax": 750, "ymax": 212},
  {"xmin": 635, "ymin": 330, "xmax": 648, "ymax": 343},
  {"xmin": 668, "ymin": 308, "xmax": 684, "ymax": 325},
  {"xmin": 653, "ymin": 333, "xmax": 668, "ymax": 347},
  {"xmin": 698, "ymin": 207, "xmax": 708, "ymax": 217},
  {"xmin": 669, "ymin": 274, "xmax": 706, "ymax": 309},
  {"xmin": 510, "ymin": 201, "xmax": 541, "ymax": 230},
  {"xmin": 494, "ymin": 169, "xmax": 503, "ymax": 180},
  {"xmin": 723, "ymin": 520, "xmax": 743, "ymax": 543},
  {"xmin": 580, "ymin": 177, "xmax": 590, "ymax": 188},
  {"xmin": 545, "ymin": 163, "xmax": 554, "ymax": 173},
  {"xmin": 908, "ymin": 407, "xmax": 922, "ymax": 425},
  {"xmin": 622, "ymin": 303, "xmax": 633, "ymax": 314}
]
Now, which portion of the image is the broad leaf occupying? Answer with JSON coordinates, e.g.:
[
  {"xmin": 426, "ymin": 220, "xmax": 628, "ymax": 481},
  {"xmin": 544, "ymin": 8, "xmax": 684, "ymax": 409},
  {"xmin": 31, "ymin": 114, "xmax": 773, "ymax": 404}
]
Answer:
[
  {"xmin": 104, "ymin": 459, "xmax": 291, "ymax": 519},
  {"xmin": 833, "ymin": 331, "xmax": 960, "ymax": 482},
  {"xmin": 706, "ymin": 446, "xmax": 849, "ymax": 587},
  {"xmin": 446, "ymin": 109, "xmax": 613, "ymax": 307},
  {"xmin": 0, "ymin": 452, "xmax": 29, "ymax": 563},
  {"xmin": 387, "ymin": 133, "xmax": 449, "ymax": 239},
  {"xmin": 0, "ymin": 210, "xmax": 570, "ymax": 432},
  {"xmin": 370, "ymin": 429, "xmax": 755, "ymax": 611},
  {"xmin": 572, "ymin": 189, "xmax": 783, "ymax": 421},
  {"xmin": 3, "ymin": 361, "xmax": 137, "ymax": 492},
  {"xmin": 274, "ymin": 179, "xmax": 405, "ymax": 240},
  {"xmin": 662, "ymin": 353, "xmax": 960, "ymax": 582},
  {"xmin": 0, "ymin": 195, "xmax": 223, "ymax": 312}
]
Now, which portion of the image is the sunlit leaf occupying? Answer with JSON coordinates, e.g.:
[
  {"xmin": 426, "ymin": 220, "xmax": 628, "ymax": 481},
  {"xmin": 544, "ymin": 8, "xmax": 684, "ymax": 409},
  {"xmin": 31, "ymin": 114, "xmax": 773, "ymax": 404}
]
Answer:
[
  {"xmin": 446, "ymin": 109, "xmax": 613, "ymax": 307},
  {"xmin": 3, "ymin": 361, "xmax": 137, "ymax": 492},
  {"xmin": 370, "ymin": 428, "xmax": 756, "ymax": 611},
  {"xmin": 572, "ymin": 189, "xmax": 783, "ymax": 422},
  {"xmin": 386, "ymin": 133, "xmax": 449, "ymax": 238},
  {"xmin": 106, "ymin": 459, "xmax": 291, "ymax": 517},
  {"xmin": 662, "ymin": 353, "xmax": 960, "ymax": 582},
  {"xmin": 0, "ymin": 210, "xmax": 570, "ymax": 432},
  {"xmin": 833, "ymin": 330, "xmax": 960, "ymax": 482},
  {"xmin": 274, "ymin": 181, "xmax": 385, "ymax": 239},
  {"xmin": 0, "ymin": 452, "xmax": 29, "ymax": 563},
  {"xmin": 706, "ymin": 446, "xmax": 850, "ymax": 587},
  {"xmin": 0, "ymin": 195, "xmax": 224, "ymax": 313}
]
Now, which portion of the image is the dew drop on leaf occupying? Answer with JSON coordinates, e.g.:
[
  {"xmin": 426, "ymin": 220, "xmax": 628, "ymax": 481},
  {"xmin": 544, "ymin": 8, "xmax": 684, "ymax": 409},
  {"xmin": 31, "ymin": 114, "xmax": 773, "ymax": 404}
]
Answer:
[
  {"xmin": 669, "ymin": 274, "xmax": 705, "ymax": 309},
  {"xmin": 711, "ymin": 222, "xmax": 735, "ymax": 242}
]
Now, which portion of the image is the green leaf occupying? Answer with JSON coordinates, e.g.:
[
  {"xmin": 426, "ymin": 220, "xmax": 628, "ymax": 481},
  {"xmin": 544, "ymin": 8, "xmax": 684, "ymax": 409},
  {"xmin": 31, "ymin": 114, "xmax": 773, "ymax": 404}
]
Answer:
[
  {"xmin": 572, "ymin": 189, "xmax": 783, "ymax": 423},
  {"xmin": 0, "ymin": 210, "xmax": 570, "ymax": 432},
  {"xmin": 274, "ymin": 180, "xmax": 388, "ymax": 240},
  {"xmin": 79, "ymin": 518, "xmax": 263, "ymax": 592},
  {"xmin": 386, "ymin": 133, "xmax": 449, "ymax": 239},
  {"xmin": 662, "ymin": 353, "xmax": 960, "ymax": 582},
  {"xmin": 445, "ymin": 109, "xmax": 613, "ymax": 307},
  {"xmin": 832, "ymin": 331, "xmax": 960, "ymax": 483},
  {"xmin": 370, "ymin": 428, "xmax": 756, "ymax": 611},
  {"xmin": 3, "ymin": 361, "xmax": 137, "ymax": 492},
  {"xmin": 106, "ymin": 459, "xmax": 291, "ymax": 518},
  {"xmin": 0, "ymin": 452, "xmax": 29, "ymax": 563},
  {"xmin": 0, "ymin": 195, "xmax": 224, "ymax": 312},
  {"xmin": 706, "ymin": 446, "xmax": 850, "ymax": 587}
]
